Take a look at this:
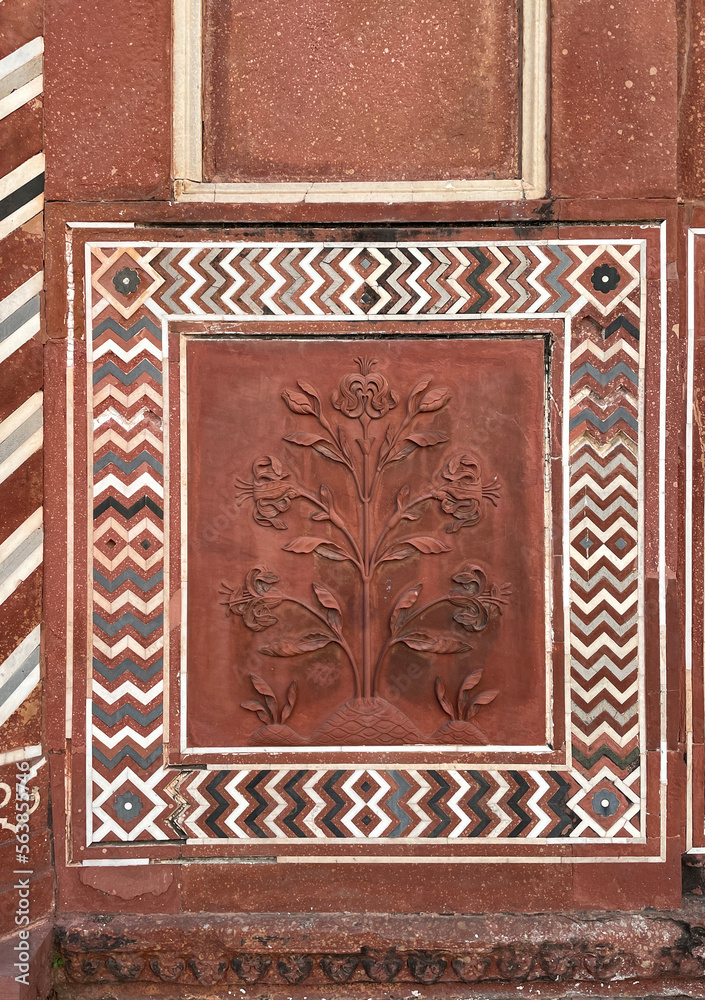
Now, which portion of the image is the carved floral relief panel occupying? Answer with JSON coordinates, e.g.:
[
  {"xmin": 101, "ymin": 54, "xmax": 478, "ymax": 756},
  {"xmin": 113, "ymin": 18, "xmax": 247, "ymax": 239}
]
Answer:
[
  {"xmin": 70, "ymin": 229, "xmax": 663, "ymax": 861},
  {"xmin": 185, "ymin": 337, "xmax": 547, "ymax": 753}
]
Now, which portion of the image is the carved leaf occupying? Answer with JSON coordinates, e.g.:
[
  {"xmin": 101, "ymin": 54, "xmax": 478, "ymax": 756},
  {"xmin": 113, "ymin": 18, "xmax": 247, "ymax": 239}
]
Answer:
[
  {"xmin": 458, "ymin": 669, "xmax": 484, "ymax": 718},
  {"xmin": 240, "ymin": 700, "xmax": 271, "ymax": 725},
  {"xmin": 282, "ymin": 389, "xmax": 315, "ymax": 415},
  {"xmin": 405, "ymin": 431, "xmax": 449, "ymax": 448},
  {"xmin": 395, "ymin": 484, "xmax": 410, "ymax": 511},
  {"xmin": 314, "ymin": 542, "xmax": 353, "ymax": 562},
  {"xmin": 435, "ymin": 676, "xmax": 455, "ymax": 720},
  {"xmin": 466, "ymin": 690, "xmax": 499, "ymax": 719},
  {"xmin": 401, "ymin": 632, "xmax": 472, "ymax": 654},
  {"xmin": 407, "ymin": 377, "xmax": 431, "ymax": 416},
  {"xmin": 403, "ymin": 536, "xmax": 452, "ymax": 554},
  {"xmin": 418, "ymin": 387, "xmax": 451, "ymax": 412},
  {"xmin": 322, "ymin": 604, "xmax": 343, "ymax": 624},
  {"xmin": 380, "ymin": 423, "xmax": 395, "ymax": 461},
  {"xmin": 297, "ymin": 380, "xmax": 322, "ymax": 415},
  {"xmin": 298, "ymin": 632, "xmax": 335, "ymax": 650},
  {"xmin": 390, "ymin": 583, "xmax": 423, "ymax": 632},
  {"xmin": 249, "ymin": 674, "xmax": 275, "ymax": 698},
  {"xmin": 283, "ymin": 431, "xmax": 328, "ymax": 447},
  {"xmin": 337, "ymin": 429, "xmax": 353, "ymax": 463},
  {"xmin": 379, "ymin": 544, "xmax": 416, "ymax": 562},
  {"xmin": 249, "ymin": 674, "xmax": 277, "ymax": 719},
  {"xmin": 313, "ymin": 583, "xmax": 342, "ymax": 611},
  {"xmin": 387, "ymin": 441, "xmax": 418, "ymax": 463},
  {"xmin": 312, "ymin": 441, "xmax": 347, "ymax": 464},
  {"xmin": 260, "ymin": 633, "xmax": 334, "ymax": 657},
  {"xmin": 281, "ymin": 681, "xmax": 298, "ymax": 723},
  {"xmin": 381, "ymin": 536, "xmax": 451, "ymax": 563},
  {"xmin": 312, "ymin": 485, "xmax": 333, "ymax": 519},
  {"xmin": 313, "ymin": 583, "xmax": 343, "ymax": 631},
  {"xmin": 282, "ymin": 536, "xmax": 325, "ymax": 553}
]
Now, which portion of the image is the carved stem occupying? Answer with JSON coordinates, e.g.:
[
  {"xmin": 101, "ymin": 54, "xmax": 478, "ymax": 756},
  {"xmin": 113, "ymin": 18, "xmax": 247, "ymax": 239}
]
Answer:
[
  {"xmin": 368, "ymin": 492, "xmax": 435, "ymax": 573},
  {"xmin": 372, "ymin": 409, "xmax": 414, "ymax": 486},
  {"xmin": 281, "ymin": 596, "xmax": 361, "ymax": 697},
  {"xmin": 297, "ymin": 490, "xmax": 364, "ymax": 569},
  {"xmin": 316, "ymin": 410, "xmax": 364, "ymax": 500},
  {"xmin": 401, "ymin": 595, "xmax": 453, "ymax": 627},
  {"xmin": 360, "ymin": 414, "xmax": 373, "ymax": 698},
  {"xmin": 371, "ymin": 595, "xmax": 451, "ymax": 695}
]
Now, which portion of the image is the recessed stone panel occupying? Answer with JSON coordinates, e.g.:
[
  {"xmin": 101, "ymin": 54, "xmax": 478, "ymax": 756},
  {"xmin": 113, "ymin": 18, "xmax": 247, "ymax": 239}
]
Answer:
[
  {"xmin": 184, "ymin": 336, "xmax": 547, "ymax": 753},
  {"xmin": 202, "ymin": 0, "xmax": 520, "ymax": 184}
]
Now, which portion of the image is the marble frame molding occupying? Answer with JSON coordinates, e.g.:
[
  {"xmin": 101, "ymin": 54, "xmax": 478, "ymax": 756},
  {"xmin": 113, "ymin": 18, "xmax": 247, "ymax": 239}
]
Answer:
[{"xmin": 172, "ymin": 0, "xmax": 548, "ymax": 204}]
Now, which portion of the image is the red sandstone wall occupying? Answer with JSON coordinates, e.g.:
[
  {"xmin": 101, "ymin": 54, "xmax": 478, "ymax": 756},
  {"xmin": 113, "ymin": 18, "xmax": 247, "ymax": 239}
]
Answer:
[
  {"xmin": 6, "ymin": 0, "xmax": 705, "ymax": 992},
  {"xmin": 0, "ymin": 0, "xmax": 53, "ymax": 996}
]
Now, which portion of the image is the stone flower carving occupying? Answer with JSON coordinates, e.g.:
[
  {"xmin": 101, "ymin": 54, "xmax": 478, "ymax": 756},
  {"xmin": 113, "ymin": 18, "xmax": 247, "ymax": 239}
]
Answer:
[
  {"xmin": 433, "ymin": 455, "xmax": 501, "ymax": 532},
  {"xmin": 223, "ymin": 358, "xmax": 510, "ymax": 746},
  {"xmin": 331, "ymin": 356, "xmax": 398, "ymax": 419},
  {"xmin": 220, "ymin": 567, "xmax": 281, "ymax": 632},
  {"xmin": 448, "ymin": 564, "xmax": 510, "ymax": 632},
  {"xmin": 234, "ymin": 456, "xmax": 299, "ymax": 530}
]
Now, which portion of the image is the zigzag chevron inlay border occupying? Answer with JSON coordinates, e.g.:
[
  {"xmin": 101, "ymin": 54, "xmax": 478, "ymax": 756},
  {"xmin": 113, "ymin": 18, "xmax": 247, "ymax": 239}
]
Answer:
[{"xmin": 80, "ymin": 233, "xmax": 659, "ymax": 857}]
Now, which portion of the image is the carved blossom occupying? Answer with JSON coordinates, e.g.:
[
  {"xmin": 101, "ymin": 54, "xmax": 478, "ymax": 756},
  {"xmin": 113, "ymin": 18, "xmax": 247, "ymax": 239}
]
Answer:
[
  {"xmin": 331, "ymin": 357, "xmax": 398, "ymax": 419},
  {"xmin": 433, "ymin": 454, "xmax": 500, "ymax": 532},
  {"xmin": 220, "ymin": 567, "xmax": 281, "ymax": 632},
  {"xmin": 448, "ymin": 564, "xmax": 511, "ymax": 632},
  {"xmin": 234, "ymin": 456, "xmax": 298, "ymax": 530}
]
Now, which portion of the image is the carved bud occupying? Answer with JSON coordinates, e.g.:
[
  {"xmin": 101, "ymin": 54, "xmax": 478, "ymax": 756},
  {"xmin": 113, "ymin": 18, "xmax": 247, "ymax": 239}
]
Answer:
[
  {"xmin": 407, "ymin": 951, "xmax": 447, "ymax": 984},
  {"xmin": 104, "ymin": 956, "xmax": 144, "ymax": 982},
  {"xmin": 417, "ymin": 387, "xmax": 451, "ymax": 412},
  {"xmin": 282, "ymin": 389, "xmax": 316, "ymax": 415},
  {"xmin": 231, "ymin": 954, "xmax": 271, "ymax": 983},
  {"xmin": 276, "ymin": 955, "xmax": 313, "ymax": 984},
  {"xmin": 188, "ymin": 957, "xmax": 227, "ymax": 985},
  {"xmin": 451, "ymin": 952, "xmax": 492, "ymax": 982},
  {"xmin": 319, "ymin": 954, "xmax": 359, "ymax": 983},
  {"xmin": 149, "ymin": 955, "xmax": 185, "ymax": 982},
  {"xmin": 361, "ymin": 949, "xmax": 404, "ymax": 982}
]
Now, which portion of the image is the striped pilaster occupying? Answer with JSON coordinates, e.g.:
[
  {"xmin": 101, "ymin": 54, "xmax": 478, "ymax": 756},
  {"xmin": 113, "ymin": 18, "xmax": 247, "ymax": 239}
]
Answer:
[{"xmin": 0, "ymin": 16, "xmax": 44, "ymax": 762}]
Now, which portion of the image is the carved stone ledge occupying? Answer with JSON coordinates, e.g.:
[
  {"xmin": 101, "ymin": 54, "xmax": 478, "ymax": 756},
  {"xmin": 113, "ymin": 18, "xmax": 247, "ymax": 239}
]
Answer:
[{"xmin": 54, "ymin": 910, "xmax": 705, "ymax": 990}]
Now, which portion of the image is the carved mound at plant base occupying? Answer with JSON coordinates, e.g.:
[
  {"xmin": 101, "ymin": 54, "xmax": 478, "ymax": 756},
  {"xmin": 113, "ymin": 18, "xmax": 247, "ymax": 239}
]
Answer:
[
  {"xmin": 312, "ymin": 697, "xmax": 425, "ymax": 745},
  {"xmin": 249, "ymin": 724, "xmax": 308, "ymax": 746},
  {"xmin": 433, "ymin": 720, "xmax": 488, "ymax": 745}
]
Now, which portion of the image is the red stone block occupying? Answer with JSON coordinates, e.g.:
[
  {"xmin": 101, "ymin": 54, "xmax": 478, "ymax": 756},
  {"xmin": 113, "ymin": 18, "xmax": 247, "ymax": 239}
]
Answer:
[
  {"xmin": 551, "ymin": 0, "xmax": 678, "ymax": 198},
  {"xmin": 180, "ymin": 859, "xmax": 574, "ymax": 914},
  {"xmin": 44, "ymin": 0, "xmax": 171, "ymax": 201}
]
